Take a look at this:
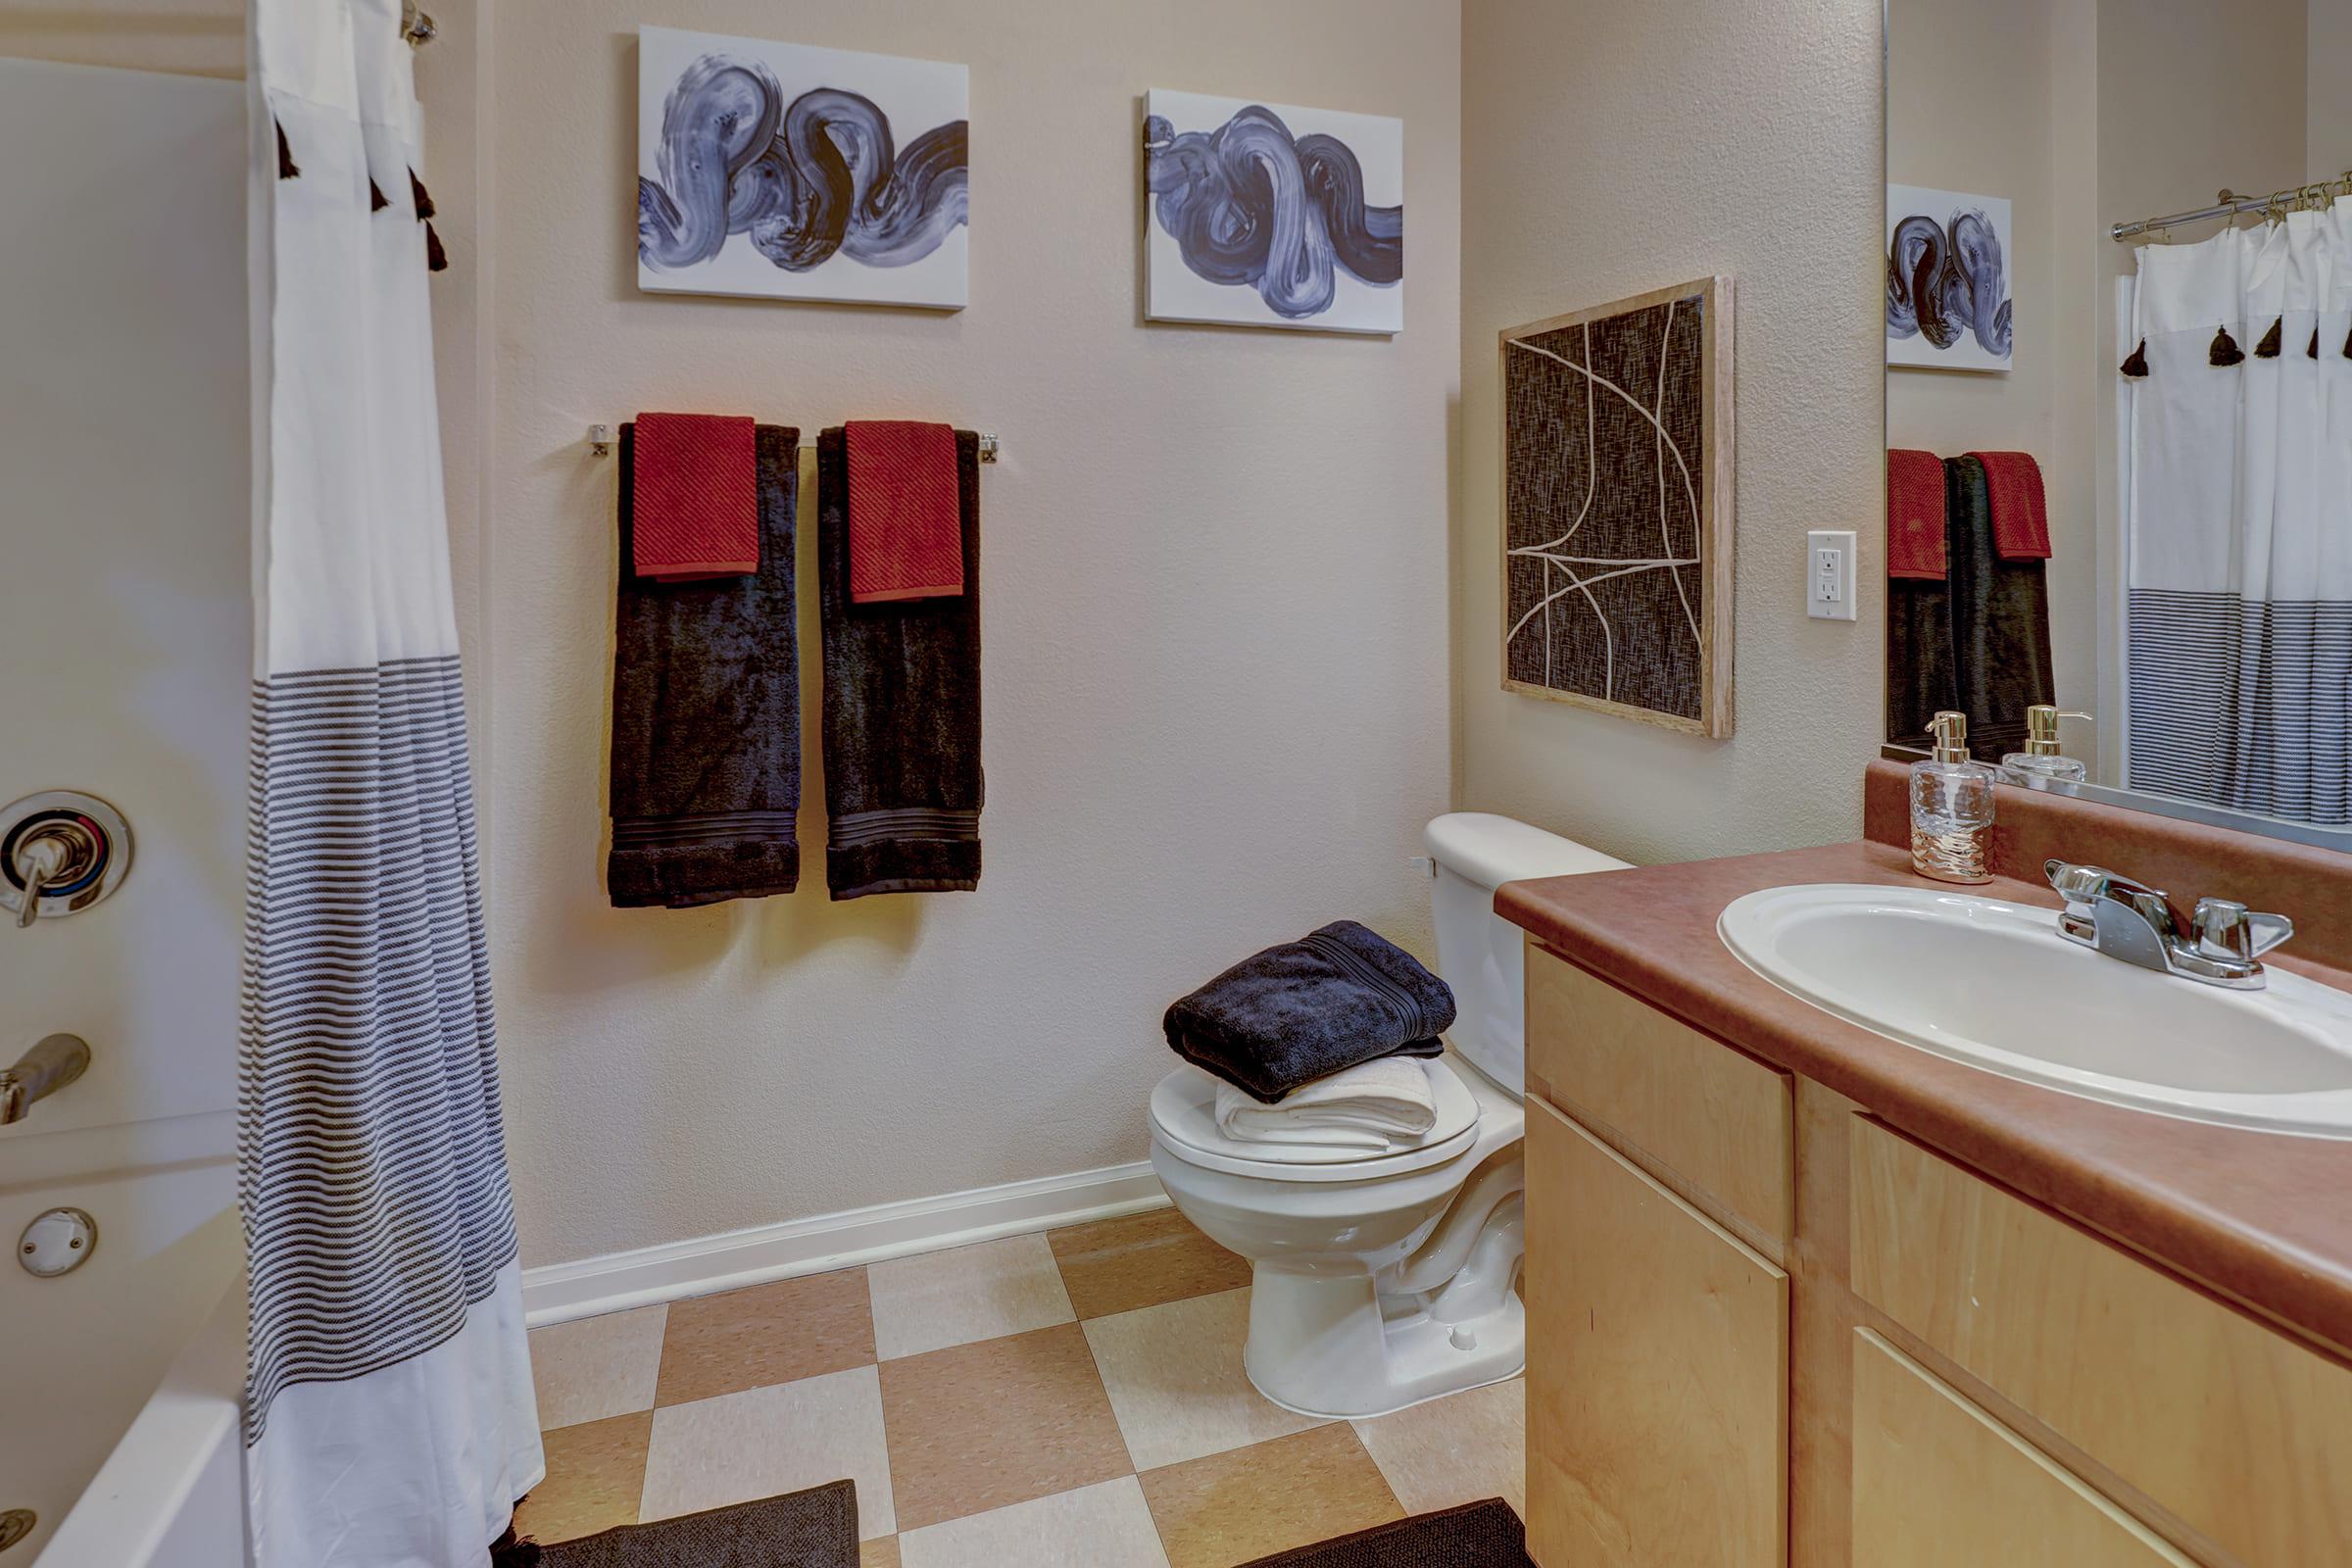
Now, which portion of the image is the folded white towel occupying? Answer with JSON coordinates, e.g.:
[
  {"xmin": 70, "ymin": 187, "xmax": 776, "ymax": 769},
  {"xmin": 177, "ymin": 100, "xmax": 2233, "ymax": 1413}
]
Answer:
[{"xmin": 1214, "ymin": 1057, "xmax": 1438, "ymax": 1151}]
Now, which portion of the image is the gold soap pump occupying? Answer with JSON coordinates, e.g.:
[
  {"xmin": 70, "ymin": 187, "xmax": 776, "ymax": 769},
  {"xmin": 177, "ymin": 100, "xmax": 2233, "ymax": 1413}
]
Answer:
[
  {"xmin": 1998, "ymin": 705, "xmax": 2092, "ymax": 790},
  {"xmin": 1909, "ymin": 710, "xmax": 1996, "ymax": 884}
]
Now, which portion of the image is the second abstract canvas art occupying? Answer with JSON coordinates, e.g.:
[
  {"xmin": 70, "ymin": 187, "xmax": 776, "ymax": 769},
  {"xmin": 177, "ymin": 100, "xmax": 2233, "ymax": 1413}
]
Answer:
[
  {"xmin": 1143, "ymin": 88, "xmax": 1404, "ymax": 334},
  {"xmin": 636, "ymin": 26, "xmax": 970, "ymax": 309}
]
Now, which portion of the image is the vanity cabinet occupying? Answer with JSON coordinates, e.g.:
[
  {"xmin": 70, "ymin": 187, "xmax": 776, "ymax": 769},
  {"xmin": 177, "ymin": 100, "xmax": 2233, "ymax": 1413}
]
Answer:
[
  {"xmin": 1521, "ymin": 941, "xmax": 2352, "ymax": 1568},
  {"xmin": 1525, "ymin": 1097, "xmax": 1788, "ymax": 1568}
]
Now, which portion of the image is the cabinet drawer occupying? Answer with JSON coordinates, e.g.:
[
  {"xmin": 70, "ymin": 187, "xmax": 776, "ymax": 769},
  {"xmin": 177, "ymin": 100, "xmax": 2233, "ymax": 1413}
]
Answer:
[
  {"xmin": 1526, "ymin": 1097, "xmax": 1787, "ymax": 1568},
  {"xmin": 1851, "ymin": 1116, "xmax": 2352, "ymax": 1567},
  {"xmin": 1526, "ymin": 943, "xmax": 1792, "ymax": 1246},
  {"xmin": 1852, "ymin": 1329, "xmax": 2193, "ymax": 1567}
]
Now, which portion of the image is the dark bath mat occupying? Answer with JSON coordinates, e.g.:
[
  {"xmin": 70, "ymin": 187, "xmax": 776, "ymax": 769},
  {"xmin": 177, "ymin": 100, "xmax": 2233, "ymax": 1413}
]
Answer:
[
  {"xmin": 497, "ymin": 1479, "xmax": 858, "ymax": 1568},
  {"xmin": 1238, "ymin": 1498, "xmax": 1537, "ymax": 1568}
]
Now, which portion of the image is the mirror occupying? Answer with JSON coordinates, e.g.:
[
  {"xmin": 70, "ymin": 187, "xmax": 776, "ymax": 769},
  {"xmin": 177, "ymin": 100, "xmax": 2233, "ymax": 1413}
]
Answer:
[{"xmin": 1884, "ymin": 0, "xmax": 2352, "ymax": 852}]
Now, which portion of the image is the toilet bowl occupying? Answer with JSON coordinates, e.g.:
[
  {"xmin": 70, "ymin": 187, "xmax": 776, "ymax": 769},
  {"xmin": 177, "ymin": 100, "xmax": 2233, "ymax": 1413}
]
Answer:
[{"xmin": 1149, "ymin": 812, "xmax": 1630, "ymax": 1419}]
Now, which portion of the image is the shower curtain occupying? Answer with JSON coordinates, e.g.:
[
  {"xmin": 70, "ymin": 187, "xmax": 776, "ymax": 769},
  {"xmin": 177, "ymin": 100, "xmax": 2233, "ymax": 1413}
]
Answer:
[
  {"xmin": 2122, "ymin": 198, "xmax": 2352, "ymax": 824},
  {"xmin": 242, "ymin": 2, "xmax": 542, "ymax": 1563}
]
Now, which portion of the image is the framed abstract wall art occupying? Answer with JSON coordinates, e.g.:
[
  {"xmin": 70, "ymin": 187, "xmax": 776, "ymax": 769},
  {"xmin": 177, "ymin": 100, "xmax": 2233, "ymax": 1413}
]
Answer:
[
  {"xmin": 1142, "ymin": 88, "xmax": 1402, "ymax": 334},
  {"xmin": 1499, "ymin": 277, "xmax": 1735, "ymax": 737},
  {"xmin": 1886, "ymin": 183, "xmax": 2012, "ymax": 371},
  {"xmin": 637, "ymin": 26, "xmax": 969, "ymax": 309}
]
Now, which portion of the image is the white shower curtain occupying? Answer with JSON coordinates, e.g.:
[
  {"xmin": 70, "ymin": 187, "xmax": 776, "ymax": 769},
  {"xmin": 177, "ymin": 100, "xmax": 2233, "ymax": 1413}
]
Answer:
[
  {"xmin": 243, "ymin": 2, "xmax": 542, "ymax": 1563},
  {"xmin": 2123, "ymin": 198, "xmax": 2352, "ymax": 824}
]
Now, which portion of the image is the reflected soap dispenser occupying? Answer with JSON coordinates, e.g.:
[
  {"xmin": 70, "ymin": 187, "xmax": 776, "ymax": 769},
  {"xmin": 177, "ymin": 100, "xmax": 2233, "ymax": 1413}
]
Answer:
[
  {"xmin": 1999, "ymin": 705, "xmax": 2091, "ymax": 792},
  {"xmin": 1910, "ymin": 710, "xmax": 1995, "ymax": 885}
]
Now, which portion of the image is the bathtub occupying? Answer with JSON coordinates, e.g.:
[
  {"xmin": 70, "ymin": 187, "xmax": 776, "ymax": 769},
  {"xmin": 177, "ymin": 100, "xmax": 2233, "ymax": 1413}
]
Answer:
[{"xmin": 0, "ymin": 1115, "xmax": 246, "ymax": 1567}]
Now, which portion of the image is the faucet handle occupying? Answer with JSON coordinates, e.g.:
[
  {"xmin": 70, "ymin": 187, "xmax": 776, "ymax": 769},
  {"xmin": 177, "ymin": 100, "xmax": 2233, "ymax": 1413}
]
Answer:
[
  {"xmin": 2044, "ymin": 859, "xmax": 2178, "ymax": 934},
  {"xmin": 2193, "ymin": 897, "xmax": 2292, "ymax": 963}
]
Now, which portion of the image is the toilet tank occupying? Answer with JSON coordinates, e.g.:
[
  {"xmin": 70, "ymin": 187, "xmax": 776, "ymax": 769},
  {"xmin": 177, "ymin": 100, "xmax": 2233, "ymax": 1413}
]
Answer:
[{"xmin": 1424, "ymin": 813, "xmax": 1631, "ymax": 1101}]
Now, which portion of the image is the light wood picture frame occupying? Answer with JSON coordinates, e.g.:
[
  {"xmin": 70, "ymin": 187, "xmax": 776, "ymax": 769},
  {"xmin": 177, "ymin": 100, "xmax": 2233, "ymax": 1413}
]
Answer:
[{"xmin": 1499, "ymin": 275, "xmax": 1735, "ymax": 737}]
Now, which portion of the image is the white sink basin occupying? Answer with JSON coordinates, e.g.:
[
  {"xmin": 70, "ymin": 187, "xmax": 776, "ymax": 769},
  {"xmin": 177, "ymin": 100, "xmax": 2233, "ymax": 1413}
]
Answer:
[{"xmin": 1718, "ymin": 883, "xmax": 2352, "ymax": 1140}]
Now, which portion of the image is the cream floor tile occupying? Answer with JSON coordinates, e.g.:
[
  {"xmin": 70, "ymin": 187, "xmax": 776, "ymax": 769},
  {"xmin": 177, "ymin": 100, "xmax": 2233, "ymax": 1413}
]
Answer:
[
  {"xmin": 1139, "ymin": 1425, "xmax": 1402, "ymax": 1568},
  {"xmin": 1350, "ymin": 1377, "xmax": 1526, "ymax": 1515},
  {"xmin": 1082, "ymin": 1287, "xmax": 1326, "ymax": 1471},
  {"xmin": 867, "ymin": 1233, "xmax": 1076, "ymax": 1360},
  {"xmin": 528, "ymin": 1303, "xmax": 668, "ymax": 1431},
  {"xmin": 639, "ymin": 1365, "xmax": 897, "ymax": 1540},
  {"xmin": 895, "ymin": 1477, "xmax": 1171, "ymax": 1568}
]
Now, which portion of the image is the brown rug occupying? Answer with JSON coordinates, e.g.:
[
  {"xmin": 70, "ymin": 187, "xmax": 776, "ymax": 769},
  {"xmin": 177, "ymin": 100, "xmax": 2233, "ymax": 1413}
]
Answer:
[
  {"xmin": 494, "ymin": 1480, "xmax": 858, "ymax": 1567},
  {"xmin": 1239, "ymin": 1498, "xmax": 1536, "ymax": 1567}
]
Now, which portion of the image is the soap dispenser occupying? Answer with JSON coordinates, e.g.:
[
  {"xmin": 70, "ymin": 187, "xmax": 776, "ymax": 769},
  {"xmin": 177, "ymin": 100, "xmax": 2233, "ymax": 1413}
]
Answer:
[
  {"xmin": 1999, "ymin": 705, "xmax": 2091, "ymax": 792},
  {"xmin": 1910, "ymin": 710, "xmax": 1995, "ymax": 885}
]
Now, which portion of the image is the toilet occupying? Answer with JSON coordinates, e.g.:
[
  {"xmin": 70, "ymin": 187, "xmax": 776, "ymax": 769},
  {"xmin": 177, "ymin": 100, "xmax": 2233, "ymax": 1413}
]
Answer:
[{"xmin": 1149, "ymin": 812, "xmax": 1631, "ymax": 1419}]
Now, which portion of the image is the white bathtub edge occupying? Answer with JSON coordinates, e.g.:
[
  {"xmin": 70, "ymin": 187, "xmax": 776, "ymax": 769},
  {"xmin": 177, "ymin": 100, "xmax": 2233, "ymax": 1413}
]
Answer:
[{"xmin": 37, "ymin": 1269, "xmax": 245, "ymax": 1568}]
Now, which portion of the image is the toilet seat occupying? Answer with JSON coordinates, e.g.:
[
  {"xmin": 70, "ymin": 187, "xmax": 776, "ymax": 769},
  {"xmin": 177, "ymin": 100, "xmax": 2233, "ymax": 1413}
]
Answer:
[{"xmin": 1148, "ymin": 1058, "xmax": 1481, "ymax": 1183}]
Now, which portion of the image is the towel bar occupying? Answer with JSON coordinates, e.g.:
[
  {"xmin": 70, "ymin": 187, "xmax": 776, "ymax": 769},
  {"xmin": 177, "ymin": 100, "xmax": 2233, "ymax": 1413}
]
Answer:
[{"xmin": 587, "ymin": 424, "xmax": 999, "ymax": 464}]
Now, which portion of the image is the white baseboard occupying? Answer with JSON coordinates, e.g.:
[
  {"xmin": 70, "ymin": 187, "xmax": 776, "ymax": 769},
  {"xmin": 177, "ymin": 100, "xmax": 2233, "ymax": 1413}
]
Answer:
[{"xmin": 520, "ymin": 1161, "xmax": 1170, "ymax": 1328}]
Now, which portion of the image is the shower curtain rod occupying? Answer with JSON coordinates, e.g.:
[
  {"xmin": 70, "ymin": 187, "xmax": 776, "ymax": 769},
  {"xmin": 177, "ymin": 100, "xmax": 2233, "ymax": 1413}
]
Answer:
[{"xmin": 2111, "ymin": 172, "xmax": 2352, "ymax": 242}]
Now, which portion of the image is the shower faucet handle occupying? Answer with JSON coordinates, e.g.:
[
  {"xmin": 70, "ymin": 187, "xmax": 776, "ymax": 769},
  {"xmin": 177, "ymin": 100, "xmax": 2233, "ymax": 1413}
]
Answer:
[{"xmin": 10, "ymin": 832, "xmax": 69, "ymax": 930}]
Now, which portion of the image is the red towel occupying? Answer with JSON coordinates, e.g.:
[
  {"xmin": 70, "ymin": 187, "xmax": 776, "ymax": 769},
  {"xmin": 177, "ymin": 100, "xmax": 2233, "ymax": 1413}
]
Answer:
[
  {"xmin": 1886, "ymin": 449, "xmax": 1947, "ymax": 580},
  {"xmin": 847, "ymin": 420, "xmax": 963, "ymax": 604},
  {"xmin": 630, "ymin": 413, "xmax": 759, "ymax": 580},
  {"xmin": 1967, "ymin": 450, "xmax": 2053, "ymax": 561}
]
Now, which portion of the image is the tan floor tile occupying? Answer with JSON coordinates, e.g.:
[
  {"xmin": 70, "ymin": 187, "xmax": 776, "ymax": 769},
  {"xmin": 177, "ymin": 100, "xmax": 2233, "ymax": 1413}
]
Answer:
[
  {"xmin": 656, "ymin": 1267, "xmax": 876, "ymax": 1406},
  {"xmin": 1049, "ymin": 1208, "xmax": 1253, "ymax": 1320},
  {"xmin": 878, "ymin": 1322, "xmax": 1133, "ymax": 1532},
  {"xmin": 1140, "ymin": 1425, "xmax": 1403, "ymax": 1568},
  {"xmin": 513, "ymin": 1411, "xmax": 652, "ymax": 1544},
  {"xmin": 868, "ymin": 1233, "xmax": 1076, "ymax": 1359},
  {"xmin": 640, "ymin": 1365, "xmax": 896, "ymax": 1539},
  {"xmin": 1349, "ymin": 1377, "xmax": 1525, "ymax": 1515},
  {"xmin": 1083, "ymin": 1288, "xmax": 1325, "ymax": 1470},
  {"xmin": 896, "ymin": 1477, "xmax": 1170, "ymax": 1568},
  {"xmin": 528, "ymin": 1303, "xmax": 668, "ymax": 1430},
  {"xmin": 860, "ymin": 1538, "xmax": 902, "ymax": 1568}
]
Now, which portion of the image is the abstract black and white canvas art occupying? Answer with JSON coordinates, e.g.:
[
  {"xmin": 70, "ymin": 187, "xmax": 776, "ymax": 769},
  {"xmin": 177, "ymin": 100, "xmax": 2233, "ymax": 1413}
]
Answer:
[
  {"xmin": 637, "ymin": 26, "xmax": 968, "ymax": 308},
  {"xmin": 1143, "ymin": 89, "xmax": 1402, "ymax": 334},
  {"xmin": 1886, "ymin": 183, "xmax": 2012, "ymax": 371},
  {"xmin": 1501, "ymin": 278, "xmax": 1736, "ymax": 737}
]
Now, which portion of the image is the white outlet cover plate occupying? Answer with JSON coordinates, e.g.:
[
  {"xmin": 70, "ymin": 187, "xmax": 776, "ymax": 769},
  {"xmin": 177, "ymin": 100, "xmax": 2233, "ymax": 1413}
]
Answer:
[{"xmin": 1807, "ymin": 528, "xmax": 1858, "ymax": 621}]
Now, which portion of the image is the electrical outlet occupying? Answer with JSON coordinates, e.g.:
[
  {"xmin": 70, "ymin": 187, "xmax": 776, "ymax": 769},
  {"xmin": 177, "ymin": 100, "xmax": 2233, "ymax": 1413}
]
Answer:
[{"xmin": 1807, "ymin": 529, "xmax": 1857, "ymax": 621}]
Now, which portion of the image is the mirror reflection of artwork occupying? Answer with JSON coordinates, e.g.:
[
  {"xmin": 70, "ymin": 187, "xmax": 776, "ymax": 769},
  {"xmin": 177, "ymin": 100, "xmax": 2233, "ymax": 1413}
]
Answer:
[
  {"xmin": 1886, "ymin": 184, "xmax": 2012, "ymax": 371},
  {"xmin": 636, "ymin": 26, "xmax": 968, "ymax": 309},
  {"xmin": 1143, "ymin": 89, "xmax": 1402, "ymax": 334},
  {"xmin": 1500, "ymin": 278, "xmax": 1736, "ymax": 738}
]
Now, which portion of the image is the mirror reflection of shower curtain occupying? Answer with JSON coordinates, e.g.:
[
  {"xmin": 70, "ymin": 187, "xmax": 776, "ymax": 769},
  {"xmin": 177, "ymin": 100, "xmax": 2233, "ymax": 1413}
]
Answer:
[
  {"xmin": 242, "ymin": 2, "xmax": 543, "ymax": 1563},
  {"xmin": 2121, "ymin": 198, "xmax": 2352, "ymax": 825}
]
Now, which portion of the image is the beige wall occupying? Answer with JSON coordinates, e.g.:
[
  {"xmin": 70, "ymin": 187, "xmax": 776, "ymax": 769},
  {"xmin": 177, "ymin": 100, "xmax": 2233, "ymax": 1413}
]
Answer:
[
  {"xmin": 482, "ymin": 0, "xmax": 1462, "ymax": 1266},
  {"xmin": 1454, "ymin": 0, "xmax": 1886, "ymax": 864},
  {"xmin": 2313, "ymin": 0, "xmax": 2352, "ymax": 182},
  {"xmin": 0, "ymin": 0, "xmax": 239, "ymax": 77}
]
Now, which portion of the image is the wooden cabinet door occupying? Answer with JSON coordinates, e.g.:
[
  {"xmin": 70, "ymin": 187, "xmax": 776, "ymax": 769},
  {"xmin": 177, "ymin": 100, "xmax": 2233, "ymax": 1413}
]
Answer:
[
  {"xmin": 1526, "ymin": 1096, "xmax": 1788, "ymax": 1567},
  {"xmin": 1852, "ymin": 1329, "xmax": 2194, "ymax": 1567}
]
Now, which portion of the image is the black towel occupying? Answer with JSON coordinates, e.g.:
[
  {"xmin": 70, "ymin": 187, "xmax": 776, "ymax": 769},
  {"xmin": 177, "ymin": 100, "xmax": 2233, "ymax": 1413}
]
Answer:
[
  {"xmin": 817, "ymin": 426, "xmax": 984, "ymax": 899},
  {"xmin": 1886, "ymin": 571, "xmax": 1958, "ymax": 751},
  {"xmin": 1944, "ymin": 455, "xmax": 2054, "ymax": 760},
  {"xmin": 607, "ymin": 422, "xmax": 802, "ymax": 908},
  {"xmin": 1165, "ymin": 921, "xmax": 1455, "ymax": 1104}
]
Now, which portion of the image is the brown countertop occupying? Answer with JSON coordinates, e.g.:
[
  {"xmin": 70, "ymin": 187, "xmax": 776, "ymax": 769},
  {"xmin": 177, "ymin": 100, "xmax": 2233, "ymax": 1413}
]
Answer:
[{"xmin": 1497, "ymin": 837, "xmax": 2352, "ymax": 1357}]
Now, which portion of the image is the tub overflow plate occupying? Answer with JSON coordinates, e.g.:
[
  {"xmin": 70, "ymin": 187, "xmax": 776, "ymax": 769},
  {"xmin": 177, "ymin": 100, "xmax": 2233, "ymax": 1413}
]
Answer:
[{"xmin": 18, "ymin": 1206, "xmax": 97, "ymax": 1278}]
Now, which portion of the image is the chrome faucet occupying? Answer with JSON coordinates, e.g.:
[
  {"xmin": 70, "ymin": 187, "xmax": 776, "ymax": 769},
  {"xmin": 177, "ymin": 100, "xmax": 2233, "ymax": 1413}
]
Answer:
[
  {"xmin": 0, "ymin": 1034, "xmax": 89, "ymax": 1125},
  {"xmin": 2044, "ymin": 859, "xmax": 2292, "ymax": 990}
]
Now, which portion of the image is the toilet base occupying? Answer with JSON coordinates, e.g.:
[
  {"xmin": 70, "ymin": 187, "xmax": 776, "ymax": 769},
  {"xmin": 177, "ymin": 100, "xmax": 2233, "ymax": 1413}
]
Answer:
[{"xmin": 1240, "ymin": 1265, "xmax": 1526, "ymax": 1420}]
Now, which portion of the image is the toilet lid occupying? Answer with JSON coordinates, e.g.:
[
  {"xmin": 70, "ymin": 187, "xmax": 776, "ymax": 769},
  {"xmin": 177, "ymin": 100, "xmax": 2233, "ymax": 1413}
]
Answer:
[{"xmin": 1149, "ymin": 1057, "xmax": 1481, "ymax": 1181}]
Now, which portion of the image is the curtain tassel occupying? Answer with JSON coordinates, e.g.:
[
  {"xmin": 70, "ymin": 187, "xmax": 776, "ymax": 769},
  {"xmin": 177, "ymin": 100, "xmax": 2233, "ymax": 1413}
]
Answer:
[
  {"xmin": 368, "ymin": 177, "xmax": 390, "ymax": 213},
  {"xmin": 424, "ymin": 221, "xmax": 449, "ymax": 272},
  {"xmin": 2120, "ymin": 338, "xmax": 2149, "ymax": 378},
  {"xmin": 2255, "ymin": 317, "xmax": 2284, "ymax": 359},
  {"xmin": 2311, "ymin": 326, "xmax": 2323, "ymax": 360},
  {"xmin": 2210, "ymin": 323, "xmax": 2246, "ymax": 367},
  {"xmin": 274, "ymin": 119, "xmax": 300, "ymax": 179},
  {"xmin": 409, "ymin": 169, "xmax": 437, "ymax": 220}
]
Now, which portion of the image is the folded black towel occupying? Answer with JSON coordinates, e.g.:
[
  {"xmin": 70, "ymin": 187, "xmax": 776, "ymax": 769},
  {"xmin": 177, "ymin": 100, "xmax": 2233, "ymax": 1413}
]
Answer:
[
  {"xmin": 1165, "ymin": 921, "xmax": 1455, "ymax": 1104},
  {"xmin": 607, "ymin": 422, "xmax": 801, "ymax": 908},
  {"xmin": 817, "ymin": 426, "xmax": 984, "ymax": 900}
]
